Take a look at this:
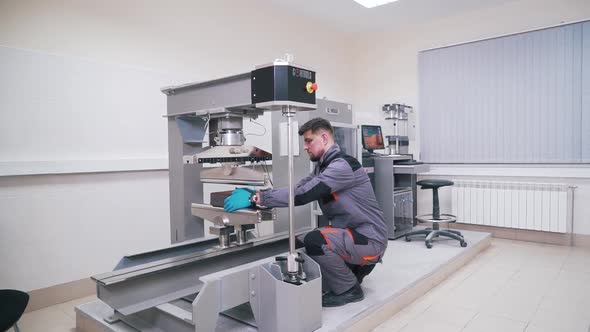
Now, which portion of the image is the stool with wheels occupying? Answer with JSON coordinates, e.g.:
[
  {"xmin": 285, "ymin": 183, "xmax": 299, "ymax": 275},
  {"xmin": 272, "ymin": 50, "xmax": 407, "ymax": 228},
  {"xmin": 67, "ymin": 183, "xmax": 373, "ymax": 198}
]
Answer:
[{"xmin": 405, "ymin": 179, "xmax": 467, "ymax": 249}]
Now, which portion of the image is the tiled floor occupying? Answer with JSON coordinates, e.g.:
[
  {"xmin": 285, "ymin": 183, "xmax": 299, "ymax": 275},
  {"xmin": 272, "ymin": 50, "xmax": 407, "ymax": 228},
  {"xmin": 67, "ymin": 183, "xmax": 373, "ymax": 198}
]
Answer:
[
  {"xmin": 372, "ymin": 238, "xmax": 590, "ymax": 332},
  {"xmin": 17, "ymin": 295, "xmax": 96, "ymax": 332},
  {"xmin": 16, "ymin": 238, "xmax": 590, "ymax": 332}
]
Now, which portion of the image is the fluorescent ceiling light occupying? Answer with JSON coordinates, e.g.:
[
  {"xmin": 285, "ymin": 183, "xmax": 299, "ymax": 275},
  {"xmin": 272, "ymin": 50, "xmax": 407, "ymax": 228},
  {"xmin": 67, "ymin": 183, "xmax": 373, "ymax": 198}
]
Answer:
[{"xmin": 353, "ymin": 0, "xmax": 400, "ymax": 8}]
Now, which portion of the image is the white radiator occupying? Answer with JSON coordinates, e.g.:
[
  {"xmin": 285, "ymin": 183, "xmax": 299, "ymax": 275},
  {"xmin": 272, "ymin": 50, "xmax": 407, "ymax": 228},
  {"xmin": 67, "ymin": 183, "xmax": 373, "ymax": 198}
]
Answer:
[{"xmin": 451, "ymin": 180, "xmax": 574, "ymax": 233}]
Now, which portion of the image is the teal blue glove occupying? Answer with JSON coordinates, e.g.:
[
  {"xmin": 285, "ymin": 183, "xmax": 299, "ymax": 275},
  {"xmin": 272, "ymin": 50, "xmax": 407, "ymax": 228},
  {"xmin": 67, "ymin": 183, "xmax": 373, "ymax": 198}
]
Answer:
[{"xmin": 224, "ymin": 188, "xmax": 255, "ymax": 212}]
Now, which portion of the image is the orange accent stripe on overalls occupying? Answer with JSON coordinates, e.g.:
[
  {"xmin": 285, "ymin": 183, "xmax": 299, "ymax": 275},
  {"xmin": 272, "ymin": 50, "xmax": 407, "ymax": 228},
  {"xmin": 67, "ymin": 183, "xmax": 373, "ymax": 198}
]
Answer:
[
  {"xmin": 332, "ymin": 192, "xmax": 339, "ymax": 201},
  {"xmin": 361, "ymin": 254, "xmax": 380, "ymax": 266},
  {"xmin": 319, "ymin": 229, "xmax": 338, "ymax": 250}
]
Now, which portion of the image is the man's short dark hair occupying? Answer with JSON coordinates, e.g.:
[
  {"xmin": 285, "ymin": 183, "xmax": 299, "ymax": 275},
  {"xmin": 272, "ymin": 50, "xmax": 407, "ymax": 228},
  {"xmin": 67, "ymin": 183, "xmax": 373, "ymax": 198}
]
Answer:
[{"xmin": 298, "ymin": 117, "xmax": 334, "ymax": 136}]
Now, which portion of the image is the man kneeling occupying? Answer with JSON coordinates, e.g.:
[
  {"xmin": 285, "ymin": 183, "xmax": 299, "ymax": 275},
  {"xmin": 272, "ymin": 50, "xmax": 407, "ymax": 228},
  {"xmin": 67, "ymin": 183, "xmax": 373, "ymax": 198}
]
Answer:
[{"xmin": 224, "ymin": 117, "xmax": 388, "ymax": 307}]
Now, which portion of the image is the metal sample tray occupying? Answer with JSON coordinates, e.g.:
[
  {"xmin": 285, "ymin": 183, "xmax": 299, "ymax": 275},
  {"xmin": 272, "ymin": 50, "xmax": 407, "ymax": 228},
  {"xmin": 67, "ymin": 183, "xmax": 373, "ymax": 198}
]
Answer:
[{"xmin": 191, "ymin": 203, "xmax": 276, "ymax": 226}]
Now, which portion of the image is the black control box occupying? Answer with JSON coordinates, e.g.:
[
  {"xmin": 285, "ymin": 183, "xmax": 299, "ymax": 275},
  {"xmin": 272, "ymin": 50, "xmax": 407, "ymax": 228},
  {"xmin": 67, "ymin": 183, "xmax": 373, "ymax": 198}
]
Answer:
[{"xmin": 251, "ymin": 64, "xmax": 316, "ymax": 106}]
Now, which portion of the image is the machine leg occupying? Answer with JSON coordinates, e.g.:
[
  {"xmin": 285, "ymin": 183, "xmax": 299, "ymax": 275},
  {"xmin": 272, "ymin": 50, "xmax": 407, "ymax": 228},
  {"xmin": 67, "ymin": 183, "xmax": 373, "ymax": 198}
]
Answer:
[{"xmin": 193, "ymin": 280, "xmax": 220, "ymax": 332}]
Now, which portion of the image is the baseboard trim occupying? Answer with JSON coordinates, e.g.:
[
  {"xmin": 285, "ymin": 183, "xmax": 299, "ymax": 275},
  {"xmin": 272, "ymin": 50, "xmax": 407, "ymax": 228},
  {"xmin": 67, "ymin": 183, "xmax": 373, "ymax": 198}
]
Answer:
[
  {"xmin": 449, "ymin": 223, "xmax": 590, "ymax": 248},
  {"xmin": 573, "ymin": 233, "xmax": 590, "ymax": 248},
  {"xmin": 26, "ymin": 278, "xmax": 95, "ymax": 313}
]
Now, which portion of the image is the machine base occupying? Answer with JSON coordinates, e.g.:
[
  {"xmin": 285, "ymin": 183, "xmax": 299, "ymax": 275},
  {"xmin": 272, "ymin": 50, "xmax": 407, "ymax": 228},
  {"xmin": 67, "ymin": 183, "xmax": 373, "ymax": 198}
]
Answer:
[{"xmin": 77, "ymin": 230, "xmax": 490, "ymax": 332}]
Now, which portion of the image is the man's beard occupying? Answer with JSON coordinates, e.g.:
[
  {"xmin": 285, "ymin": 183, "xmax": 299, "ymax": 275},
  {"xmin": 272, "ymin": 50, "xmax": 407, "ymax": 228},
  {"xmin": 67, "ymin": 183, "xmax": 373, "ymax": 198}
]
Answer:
[{"xmin": 308, "ymin": 153, "xmax": 320, "ymax": 162}]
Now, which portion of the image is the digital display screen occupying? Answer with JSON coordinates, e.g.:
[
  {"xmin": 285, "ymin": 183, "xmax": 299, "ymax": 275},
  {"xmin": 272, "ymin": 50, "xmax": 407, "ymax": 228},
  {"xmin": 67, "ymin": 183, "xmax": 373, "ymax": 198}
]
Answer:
[
  {"xmin": 361, "ymin": 125, "xmax": 385, "ymax": 151},
  {"xmin": 292, "ymin": 67, "xmax": 312, "ymax": 80}
]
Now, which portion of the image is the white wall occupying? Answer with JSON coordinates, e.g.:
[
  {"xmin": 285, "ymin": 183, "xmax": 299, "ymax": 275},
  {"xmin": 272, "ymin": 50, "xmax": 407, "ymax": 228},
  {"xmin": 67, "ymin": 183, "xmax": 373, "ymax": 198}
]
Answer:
[
  {"xmin": 0, "ymin": 0, "xmax": 356, "ymax": 101},
  {"xmin": 0, "ymin": 172, "xmax": 170, "ymax": 290},
  {"xmin": 350, "ymin": 0, "xmax": 590, "ymax": 235},
  {"xmin": 0, "ymin": 0, "xmax": 356, "ymax": 291},
  {"xmin": 2, "ymin": 0, "xmax": 590, "ymax": 292}
]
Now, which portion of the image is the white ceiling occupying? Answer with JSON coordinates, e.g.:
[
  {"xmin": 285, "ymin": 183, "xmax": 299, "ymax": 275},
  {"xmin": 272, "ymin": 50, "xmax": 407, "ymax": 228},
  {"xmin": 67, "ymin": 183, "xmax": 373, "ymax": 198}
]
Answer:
[{"xmin": 264, "ymin": 0, "xmax": 520, "ymax": 33}]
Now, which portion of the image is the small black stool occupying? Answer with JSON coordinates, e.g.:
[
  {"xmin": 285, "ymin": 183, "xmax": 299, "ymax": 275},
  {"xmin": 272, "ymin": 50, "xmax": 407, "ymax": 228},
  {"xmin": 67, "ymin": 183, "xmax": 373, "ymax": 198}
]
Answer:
[
  {"xmin": 0, "ymin": 289, "xmax": 29, "ymax": 332},
  {"xmin": 405, "ymin": 179, "xmax": 467, "ymax": 249}
]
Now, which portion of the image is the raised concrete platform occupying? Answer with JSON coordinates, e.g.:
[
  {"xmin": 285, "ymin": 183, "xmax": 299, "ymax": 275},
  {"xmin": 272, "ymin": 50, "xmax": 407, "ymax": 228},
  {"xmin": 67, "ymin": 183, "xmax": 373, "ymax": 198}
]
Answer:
[{"xmin": 76, "ymin": 230, "xmax": 491, "ymax": 332}]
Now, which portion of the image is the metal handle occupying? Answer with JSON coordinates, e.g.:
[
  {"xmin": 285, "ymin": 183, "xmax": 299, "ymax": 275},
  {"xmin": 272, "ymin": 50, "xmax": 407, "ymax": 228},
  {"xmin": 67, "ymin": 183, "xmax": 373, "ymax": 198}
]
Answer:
[{"xmin": 283, "ymin": 106, "xmax": 298, "ymax": 275}]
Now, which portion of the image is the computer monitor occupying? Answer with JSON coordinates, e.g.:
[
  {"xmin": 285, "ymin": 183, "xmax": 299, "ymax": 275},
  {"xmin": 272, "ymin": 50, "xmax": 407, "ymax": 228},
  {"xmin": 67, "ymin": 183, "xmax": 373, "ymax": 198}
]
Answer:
[{"xmin": 361, "ymin": 125, "xmax": 385, "ymax": 153}]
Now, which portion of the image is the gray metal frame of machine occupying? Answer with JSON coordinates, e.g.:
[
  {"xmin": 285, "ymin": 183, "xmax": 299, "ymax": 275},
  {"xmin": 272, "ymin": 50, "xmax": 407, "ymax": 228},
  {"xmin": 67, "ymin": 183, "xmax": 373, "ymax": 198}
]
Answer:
[
  {"xmin": 164, "ymin": 78, "xmax": 350, "ymax": 243},
  {"xmin": 76, "ymin": 62, "xmax": 327, "ymax": 332},
  {"xmin": 91, "ymin": 232, "xmax": 321, "ymax": 332},
  {"xmin": 368, "ymin": 104, "xmax": 430, "ymax": 240}
]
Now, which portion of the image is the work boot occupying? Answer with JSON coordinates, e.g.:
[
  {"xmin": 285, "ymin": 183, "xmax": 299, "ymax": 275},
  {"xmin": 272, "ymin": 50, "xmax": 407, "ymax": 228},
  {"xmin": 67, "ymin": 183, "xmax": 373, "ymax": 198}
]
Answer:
[{"xmin": 321, "ymin": 283, "xmax": 364, "ymax": 307}]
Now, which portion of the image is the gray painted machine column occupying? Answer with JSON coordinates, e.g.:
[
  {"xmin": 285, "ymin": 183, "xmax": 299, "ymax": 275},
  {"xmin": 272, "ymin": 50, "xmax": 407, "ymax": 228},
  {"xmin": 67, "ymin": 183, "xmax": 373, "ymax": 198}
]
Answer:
[{"xmin": 164, "ymin": 74, "xmax": 253, "ymax": 243}]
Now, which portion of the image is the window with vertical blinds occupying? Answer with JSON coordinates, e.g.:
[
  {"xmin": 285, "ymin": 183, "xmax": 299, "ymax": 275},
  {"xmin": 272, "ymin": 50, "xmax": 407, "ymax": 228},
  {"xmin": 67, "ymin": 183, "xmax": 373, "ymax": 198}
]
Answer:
[{"xmin": 419, "ymin": 21, "xmax": 590, "ymax": 164}]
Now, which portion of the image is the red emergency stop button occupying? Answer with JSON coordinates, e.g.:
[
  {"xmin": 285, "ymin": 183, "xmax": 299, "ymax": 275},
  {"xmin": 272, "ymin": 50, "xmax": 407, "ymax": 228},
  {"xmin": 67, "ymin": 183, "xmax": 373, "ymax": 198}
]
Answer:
[{"xmin": 306, "ymin": 82, "xmax": 318, "ymax": 94}]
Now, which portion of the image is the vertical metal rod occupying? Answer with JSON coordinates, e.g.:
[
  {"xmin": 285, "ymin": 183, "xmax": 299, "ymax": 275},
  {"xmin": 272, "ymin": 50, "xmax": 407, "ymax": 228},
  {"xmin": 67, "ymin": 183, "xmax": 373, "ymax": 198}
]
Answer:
[
  {"xmin": 285, "ymin": 106, "xmax": 297, "ymax": 274},
  {"xmin": 395, "ymin": 118, "xmax": 400, "ymax": 155}
]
